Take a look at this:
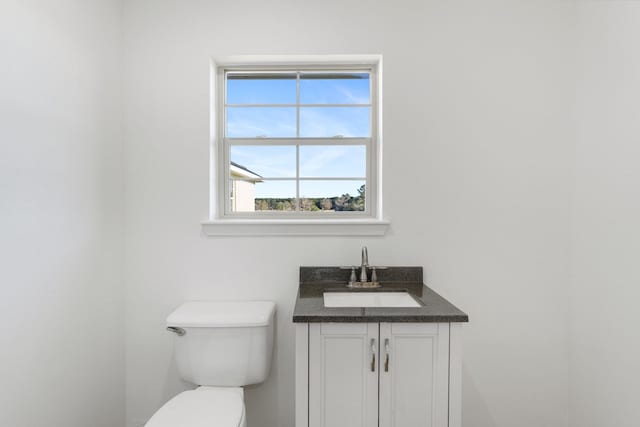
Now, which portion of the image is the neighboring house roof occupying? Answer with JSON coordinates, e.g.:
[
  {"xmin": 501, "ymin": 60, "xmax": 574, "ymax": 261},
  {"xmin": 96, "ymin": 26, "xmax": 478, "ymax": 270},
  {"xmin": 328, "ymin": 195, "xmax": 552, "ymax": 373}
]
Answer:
[{"xmin": 230, "ymin": 161, "xmax": 262, "ymax": 182}]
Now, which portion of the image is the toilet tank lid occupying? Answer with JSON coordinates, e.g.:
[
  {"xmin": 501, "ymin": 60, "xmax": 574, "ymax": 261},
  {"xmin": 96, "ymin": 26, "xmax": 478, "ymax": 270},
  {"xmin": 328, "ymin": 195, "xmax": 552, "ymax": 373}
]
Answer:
[{"xmin": 166, "ymin": 301, "xmax": 276, "ymax": 328}]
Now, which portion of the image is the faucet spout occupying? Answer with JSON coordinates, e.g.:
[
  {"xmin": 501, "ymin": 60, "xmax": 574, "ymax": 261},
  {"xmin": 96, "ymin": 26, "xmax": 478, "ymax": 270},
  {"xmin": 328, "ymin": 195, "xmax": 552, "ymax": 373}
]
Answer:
[{"xmin": 360, "ymin": 246, "xmax": 369, "ymax": 283}]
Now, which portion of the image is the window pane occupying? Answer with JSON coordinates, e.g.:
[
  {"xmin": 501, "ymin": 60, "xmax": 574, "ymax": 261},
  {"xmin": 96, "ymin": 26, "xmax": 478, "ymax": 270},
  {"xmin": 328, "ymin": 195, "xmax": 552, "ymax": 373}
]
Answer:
[
  {"xmin": 231, "ymin": 146, "xmax": 296, "ymax": 178},
  {"xmin": 226, "ymin": 107, "xmax": 296, "ymax": 138},
  {"xmin": 231, "ymin": 179, "xmax": 297, "ymax": 212},
  {"xmin": 226, "ymin": 73, "xmax": 296, "ymax": 104},
  {"xmin": 299, "ymin": 180, "xmax": 365, "ymax": 212},
  {"xmin": 299, "ymin": 107, "xmax": 370, "ymax": 137},
  {"xmin": 300, "ymin": 73, "xmax": 370, "ymax": 104},
  {"xmin": 299, "ymin": 145, "xmax": 366, "ymax": 178},
  {"xmin": 254, "ymin": 180, "xmax": 297, "ymax": 212}
]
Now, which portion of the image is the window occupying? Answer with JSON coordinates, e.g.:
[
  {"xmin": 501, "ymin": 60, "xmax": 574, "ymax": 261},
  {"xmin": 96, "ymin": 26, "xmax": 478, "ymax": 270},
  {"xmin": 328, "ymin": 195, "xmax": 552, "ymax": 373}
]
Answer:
[
  {"xmin": 204, "ymin": 56, "xmax": 388, "ymax": 236},
  {"xmin": 214, "ymin": 59, "xmax": 380, "ymax": 220}
]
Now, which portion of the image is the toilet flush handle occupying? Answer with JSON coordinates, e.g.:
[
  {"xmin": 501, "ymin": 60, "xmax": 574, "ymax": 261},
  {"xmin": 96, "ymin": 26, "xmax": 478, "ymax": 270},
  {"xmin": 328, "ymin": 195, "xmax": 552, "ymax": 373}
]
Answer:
[{"xmin": 166, "ymin": 326, "xmax": 186, "ymax": 336}]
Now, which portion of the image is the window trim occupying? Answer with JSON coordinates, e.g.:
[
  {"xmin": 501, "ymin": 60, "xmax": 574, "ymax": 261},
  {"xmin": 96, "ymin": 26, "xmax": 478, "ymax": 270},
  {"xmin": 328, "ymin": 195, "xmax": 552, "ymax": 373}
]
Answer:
[{"xmin": 203, "ymin": 55, "xmax": 388, "ymax": 236}]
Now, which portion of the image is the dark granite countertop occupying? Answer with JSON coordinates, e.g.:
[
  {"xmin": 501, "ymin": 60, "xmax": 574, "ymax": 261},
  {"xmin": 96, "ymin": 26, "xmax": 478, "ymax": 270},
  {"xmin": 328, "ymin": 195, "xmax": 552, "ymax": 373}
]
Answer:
[{"xmin": 293, "ymin": 267, "xmax": 469, "ymax": 323}]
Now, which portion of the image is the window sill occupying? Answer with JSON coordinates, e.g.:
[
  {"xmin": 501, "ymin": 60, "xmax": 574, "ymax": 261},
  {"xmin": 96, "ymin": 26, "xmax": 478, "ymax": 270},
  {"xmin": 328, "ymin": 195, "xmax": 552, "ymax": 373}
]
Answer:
[{"xmin": 201, "ymin": 219, "xmax": 390, "ymax": 237}]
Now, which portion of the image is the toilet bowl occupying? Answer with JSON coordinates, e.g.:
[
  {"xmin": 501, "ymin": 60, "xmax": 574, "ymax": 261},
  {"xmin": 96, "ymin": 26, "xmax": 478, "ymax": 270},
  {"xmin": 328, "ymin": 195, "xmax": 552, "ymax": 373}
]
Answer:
[
  {"xmin": 146, "ymin": 301, "xmax": 276, "ymax": 427},
  {"xmin": 146, "ymin": 387, "xmax": 246, "ymax": 427}
]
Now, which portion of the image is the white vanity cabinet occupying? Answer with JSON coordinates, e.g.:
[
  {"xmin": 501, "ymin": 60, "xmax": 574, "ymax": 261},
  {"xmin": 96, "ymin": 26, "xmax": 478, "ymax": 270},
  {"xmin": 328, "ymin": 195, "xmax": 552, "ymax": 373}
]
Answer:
[
  {"xmin": 295, "ymin": 322, "xmax": 462, "ymax": 427},
  {"xmin": 307, "ymin": 323, "xmax": 378, "ymax": 427}
]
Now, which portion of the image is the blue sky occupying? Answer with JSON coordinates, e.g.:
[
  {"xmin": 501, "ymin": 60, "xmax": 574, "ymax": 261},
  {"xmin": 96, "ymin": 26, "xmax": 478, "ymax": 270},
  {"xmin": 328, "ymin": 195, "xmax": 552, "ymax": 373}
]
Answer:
[{"xmin": 227, "ymin": 73, "xmax": 370, "ymax": 198}]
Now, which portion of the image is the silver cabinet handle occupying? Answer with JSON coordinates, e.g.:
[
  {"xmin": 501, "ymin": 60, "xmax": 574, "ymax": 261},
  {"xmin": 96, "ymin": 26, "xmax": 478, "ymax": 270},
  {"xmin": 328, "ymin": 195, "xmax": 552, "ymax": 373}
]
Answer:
[
  {"xmin": 384, "ymin": 338, "xmax": 390, "ymax": 372},
  {"xmin": 166, "ymin": 326, "xmax": 185, "ymax": 336},
  {"xmin": 370, "ymin": 338, "xmax": 376, "ymax": 372}
]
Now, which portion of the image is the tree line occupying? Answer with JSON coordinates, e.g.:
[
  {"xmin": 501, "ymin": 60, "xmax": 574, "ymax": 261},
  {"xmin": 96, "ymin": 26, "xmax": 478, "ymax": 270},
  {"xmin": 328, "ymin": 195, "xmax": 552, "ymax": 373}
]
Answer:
[{"xmin": 255, "ymin": 184, "xmax": 365, "ymax": 212}]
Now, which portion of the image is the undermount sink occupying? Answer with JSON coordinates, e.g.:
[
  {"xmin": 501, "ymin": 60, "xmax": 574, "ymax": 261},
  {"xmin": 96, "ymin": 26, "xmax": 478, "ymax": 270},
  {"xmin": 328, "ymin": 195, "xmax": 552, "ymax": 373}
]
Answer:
[{"xmin": 323, "ymin": 291, "xmax": 421, "ymax": 308}]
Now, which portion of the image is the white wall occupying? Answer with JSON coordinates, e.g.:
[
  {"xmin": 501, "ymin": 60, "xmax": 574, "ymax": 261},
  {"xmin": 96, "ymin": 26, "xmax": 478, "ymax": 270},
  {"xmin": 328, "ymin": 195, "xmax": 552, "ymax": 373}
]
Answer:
[
  {"xmin": 122, "ymin": 1, "xmax": 573, "ymax": 426},
  {"xmin": 569, "ymin": 3, "xmax": 640, "ymax": 426},
  {"xmin": 0, "ymin": 1, "xmax": 125, "ymax": 426},
  {"xmin": 4, "ymin": 2, "xmax": 639, "ymax": 426}
]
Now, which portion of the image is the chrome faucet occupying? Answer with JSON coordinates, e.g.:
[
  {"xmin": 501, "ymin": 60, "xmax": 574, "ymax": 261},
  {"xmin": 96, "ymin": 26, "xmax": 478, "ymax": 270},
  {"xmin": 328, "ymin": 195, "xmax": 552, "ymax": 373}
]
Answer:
[
  {"xmin": 342, "ymin": 246, "xmax": 386, "ymax": 288},
  {"xmin": 360, "ymin": 246, "xmax": 369, "ymax": 282}
]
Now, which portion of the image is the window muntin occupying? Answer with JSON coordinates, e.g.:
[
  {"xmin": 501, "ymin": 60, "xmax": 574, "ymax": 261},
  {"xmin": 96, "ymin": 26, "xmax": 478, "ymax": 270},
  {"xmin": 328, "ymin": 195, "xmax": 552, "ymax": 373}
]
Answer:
[{"xmin": 219, "ymin": 67, "xmax": 376, "ymax": 217}]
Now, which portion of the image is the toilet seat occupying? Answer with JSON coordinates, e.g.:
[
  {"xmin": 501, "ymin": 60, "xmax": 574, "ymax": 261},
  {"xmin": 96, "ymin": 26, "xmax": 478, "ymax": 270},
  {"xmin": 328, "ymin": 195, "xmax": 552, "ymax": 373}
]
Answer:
[{"xmin": 145, "ymin": 387, "xmax": 246, "ymax": 427}]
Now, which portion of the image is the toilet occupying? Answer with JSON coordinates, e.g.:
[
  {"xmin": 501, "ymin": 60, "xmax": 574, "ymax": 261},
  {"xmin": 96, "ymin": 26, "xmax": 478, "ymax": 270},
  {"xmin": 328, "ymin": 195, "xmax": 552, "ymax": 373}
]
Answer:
[{"xmin": 146, "ymin": 300, "xmax": 276, "ymax": 427}]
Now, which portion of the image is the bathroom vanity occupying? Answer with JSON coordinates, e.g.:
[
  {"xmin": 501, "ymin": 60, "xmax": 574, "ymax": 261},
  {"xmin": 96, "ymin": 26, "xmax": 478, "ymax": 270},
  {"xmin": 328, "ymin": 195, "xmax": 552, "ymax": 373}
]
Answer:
[{"xmin": 293, "ymin": 267, "xmax": 468, "ymax": 427}]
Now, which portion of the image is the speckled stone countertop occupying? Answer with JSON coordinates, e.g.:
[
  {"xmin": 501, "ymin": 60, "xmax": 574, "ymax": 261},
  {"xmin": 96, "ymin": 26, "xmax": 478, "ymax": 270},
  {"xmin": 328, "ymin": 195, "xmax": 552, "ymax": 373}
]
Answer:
[{"xmin": 293, "ymin": 267, "xmax": 469, "ymax": 323}]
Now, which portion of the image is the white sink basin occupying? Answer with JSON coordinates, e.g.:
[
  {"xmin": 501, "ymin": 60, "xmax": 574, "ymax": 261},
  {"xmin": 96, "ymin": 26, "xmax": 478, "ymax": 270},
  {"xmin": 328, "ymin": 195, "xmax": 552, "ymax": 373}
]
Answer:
[{"xmin": 323, "ymin": 291, "xmax": 421, "ymax": 308}]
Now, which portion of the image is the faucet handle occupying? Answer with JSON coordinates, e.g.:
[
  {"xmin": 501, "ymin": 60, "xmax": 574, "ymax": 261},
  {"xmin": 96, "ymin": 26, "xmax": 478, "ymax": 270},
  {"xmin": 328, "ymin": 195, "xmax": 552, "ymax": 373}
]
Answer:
[
  {"xmin": 349, "ymin": 267, "xmax": 357, "ymax": 285},
  {"xmin": 369, "ymin": 266, "xmax": 388, "ymax": 284},
  {"xmin": 340, "ymin": 266, "xmax": 358, "ymax": 285}
]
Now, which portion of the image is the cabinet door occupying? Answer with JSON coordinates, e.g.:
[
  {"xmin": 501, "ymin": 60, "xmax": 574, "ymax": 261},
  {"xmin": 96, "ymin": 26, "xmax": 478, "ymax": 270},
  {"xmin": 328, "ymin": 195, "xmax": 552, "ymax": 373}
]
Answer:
[
  {"xmin": 309, "ymin": 323, "xmax": 378, "ymax": 427},
  {"xmin": 379, "ymin": 323, "xmax": 449, "ymax": 427}
]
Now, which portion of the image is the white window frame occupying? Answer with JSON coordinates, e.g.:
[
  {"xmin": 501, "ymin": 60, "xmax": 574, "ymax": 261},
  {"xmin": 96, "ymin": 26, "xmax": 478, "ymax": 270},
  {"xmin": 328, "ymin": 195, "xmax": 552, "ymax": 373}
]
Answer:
[{"xmin": 202, "ymin": 55, "xmax": 389, "ymax": 236}]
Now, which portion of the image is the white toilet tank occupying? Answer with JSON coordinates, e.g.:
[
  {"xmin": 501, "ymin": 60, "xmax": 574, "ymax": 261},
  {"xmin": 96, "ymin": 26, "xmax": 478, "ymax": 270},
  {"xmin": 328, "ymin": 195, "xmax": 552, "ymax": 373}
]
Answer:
[{"xmin": 166, "ymin": 301, "xmax": 276, "ymax": 387}]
